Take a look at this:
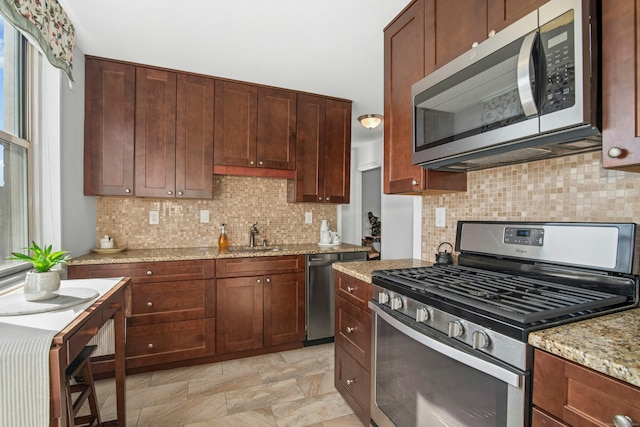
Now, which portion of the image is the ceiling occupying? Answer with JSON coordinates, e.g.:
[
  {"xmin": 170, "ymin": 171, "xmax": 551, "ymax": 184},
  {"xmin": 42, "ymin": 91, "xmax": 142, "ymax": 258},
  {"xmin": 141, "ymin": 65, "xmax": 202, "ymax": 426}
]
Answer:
[{"xmin": 58, "ymin": 0, "xmax": 410, "ymax": 147}]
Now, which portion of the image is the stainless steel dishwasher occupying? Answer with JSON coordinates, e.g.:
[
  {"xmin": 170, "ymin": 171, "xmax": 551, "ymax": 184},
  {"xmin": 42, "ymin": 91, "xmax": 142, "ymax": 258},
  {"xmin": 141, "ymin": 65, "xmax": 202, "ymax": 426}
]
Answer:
[{"xmin": 305, "ymin": 252, "xmax": 367, "ymax": 343}]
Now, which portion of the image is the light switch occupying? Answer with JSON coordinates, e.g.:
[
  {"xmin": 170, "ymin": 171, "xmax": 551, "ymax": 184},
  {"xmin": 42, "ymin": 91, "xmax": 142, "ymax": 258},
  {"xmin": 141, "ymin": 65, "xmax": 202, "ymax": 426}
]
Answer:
[
  {"xmin": 200, "ymin": 210, "xmax": 210, "ymax": 223},
  {"xmin": 435, "ymin": 207, "xmax": 446, "ymax": 227},
  {"xmin": 305, "ymin": 211, "xmax": 313, "ymax": 224},
  {"xmin": 149, "ymin": 210, "xmax": 159, "ymax": 225}
]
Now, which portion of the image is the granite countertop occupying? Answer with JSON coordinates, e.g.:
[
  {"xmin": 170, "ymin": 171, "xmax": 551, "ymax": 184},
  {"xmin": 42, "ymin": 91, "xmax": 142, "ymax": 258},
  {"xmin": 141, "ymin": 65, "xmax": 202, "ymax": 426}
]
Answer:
[
  {"xmin": 529, "ymin": 308, "xmax": 640, "ymax": 388},
  {"xmin": 67, "ymin": 243, "xmax": 370, "ymax": 265},
  {"xmin": 332, "ymin": 258, "xmax": 432, "ymax": 283}
]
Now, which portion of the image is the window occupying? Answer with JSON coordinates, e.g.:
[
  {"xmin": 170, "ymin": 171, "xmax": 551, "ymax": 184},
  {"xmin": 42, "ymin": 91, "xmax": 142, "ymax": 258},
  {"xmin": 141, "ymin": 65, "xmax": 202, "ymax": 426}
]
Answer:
[{"xmin": 0, "ymin": 15, "xmax": 32, "ymax": 286}]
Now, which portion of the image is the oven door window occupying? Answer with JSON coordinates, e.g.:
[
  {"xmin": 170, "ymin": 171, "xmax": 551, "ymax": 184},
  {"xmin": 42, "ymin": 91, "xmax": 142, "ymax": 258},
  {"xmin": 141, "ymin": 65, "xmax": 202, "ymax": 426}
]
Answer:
[{"xmin": 373, "ymin": 310, "xmax": 527, "ymax": 427}]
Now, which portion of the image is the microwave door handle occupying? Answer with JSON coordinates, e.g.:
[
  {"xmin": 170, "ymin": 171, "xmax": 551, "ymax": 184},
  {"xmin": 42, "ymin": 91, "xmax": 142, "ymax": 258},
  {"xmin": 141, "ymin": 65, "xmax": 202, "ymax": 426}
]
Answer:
[{"xmin": 517, "ymin": 31, "xmax": 539, "ymax": 117}]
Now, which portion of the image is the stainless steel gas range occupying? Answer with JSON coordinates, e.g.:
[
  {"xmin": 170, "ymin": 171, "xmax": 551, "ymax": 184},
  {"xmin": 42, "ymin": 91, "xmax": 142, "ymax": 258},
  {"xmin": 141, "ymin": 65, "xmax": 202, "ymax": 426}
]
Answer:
[{"xmin": 369, "ymin": 221, "xmax": 639, "ymax": 427}]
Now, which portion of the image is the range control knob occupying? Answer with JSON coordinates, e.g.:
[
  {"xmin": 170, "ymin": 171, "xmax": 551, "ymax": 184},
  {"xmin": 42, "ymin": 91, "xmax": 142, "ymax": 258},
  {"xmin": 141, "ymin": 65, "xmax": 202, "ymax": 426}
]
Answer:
[
  {"xmin": 390, "ymin": 297, "xmax": 403, "ymax": 310},
  {"xmin": 448, "ymin": 321, "xmax": 465, "ymax": 338},
  {"xmin": 416, "ymin": 307, "xmax": 430, "ymax": 322},
  {"xmin": 378, "ymin": 292, "xmax": 390, "ymax": 304},
  {"xmin": 472, "ymin": 331, "xmax": 491, "ymax": 349}
]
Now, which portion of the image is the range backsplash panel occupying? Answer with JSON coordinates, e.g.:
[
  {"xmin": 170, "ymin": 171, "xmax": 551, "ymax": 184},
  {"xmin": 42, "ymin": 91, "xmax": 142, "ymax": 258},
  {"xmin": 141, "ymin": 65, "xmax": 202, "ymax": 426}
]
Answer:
[
  {"xmin": 96, "ymin": 176, "xmax": 338, "ymax": 249},
  {"xmin": 422, "ymin": 152, "xmax": 640, "ymax": 261}
]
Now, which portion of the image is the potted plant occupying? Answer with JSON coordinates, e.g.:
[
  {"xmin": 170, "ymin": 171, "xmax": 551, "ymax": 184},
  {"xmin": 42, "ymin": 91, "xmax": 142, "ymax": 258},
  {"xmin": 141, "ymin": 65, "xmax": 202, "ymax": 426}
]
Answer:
[{"xmin": 8, "ymin": 242, "xmax": 70, "ymax": 301}]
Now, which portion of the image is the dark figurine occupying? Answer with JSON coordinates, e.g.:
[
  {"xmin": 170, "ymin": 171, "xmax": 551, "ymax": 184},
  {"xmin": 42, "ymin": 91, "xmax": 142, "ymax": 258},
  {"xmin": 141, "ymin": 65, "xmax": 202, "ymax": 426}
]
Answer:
[{"xmin": 368, "ymin": 211, "xmax": 381, "ymax": 236}]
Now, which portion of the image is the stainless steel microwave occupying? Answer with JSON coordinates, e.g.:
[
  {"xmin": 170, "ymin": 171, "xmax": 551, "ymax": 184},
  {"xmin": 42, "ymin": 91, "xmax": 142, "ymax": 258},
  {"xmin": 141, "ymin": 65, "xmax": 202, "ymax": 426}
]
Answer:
[{"xmin": 412, "ymin": 0, "xmax": 600, "ymax": 172}]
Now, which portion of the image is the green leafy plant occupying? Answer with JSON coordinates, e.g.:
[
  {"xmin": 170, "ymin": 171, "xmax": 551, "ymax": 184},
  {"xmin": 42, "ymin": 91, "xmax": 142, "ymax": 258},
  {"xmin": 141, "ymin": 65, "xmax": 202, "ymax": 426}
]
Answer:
[{"xmin": 8, "ymin": 242, "xmax": 70, "ymax": 273}]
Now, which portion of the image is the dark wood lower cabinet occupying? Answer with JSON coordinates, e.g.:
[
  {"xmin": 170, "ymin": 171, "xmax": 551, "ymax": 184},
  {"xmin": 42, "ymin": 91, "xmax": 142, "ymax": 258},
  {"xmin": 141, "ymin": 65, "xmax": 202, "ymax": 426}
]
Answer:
[
  {"xmin": 533, "ymin": 349, "xmax": 640, "ymax": 427},
  {"xmin": 334, "ymin": 271, "xmax": 372, "ymax": 426}
]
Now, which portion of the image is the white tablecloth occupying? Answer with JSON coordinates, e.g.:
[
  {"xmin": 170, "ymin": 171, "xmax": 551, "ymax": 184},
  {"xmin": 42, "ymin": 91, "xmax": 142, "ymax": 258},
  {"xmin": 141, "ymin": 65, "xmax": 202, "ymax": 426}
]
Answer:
[{"xmin": 0, "ymin": 277, "xmax": 124, "ymax": 427}]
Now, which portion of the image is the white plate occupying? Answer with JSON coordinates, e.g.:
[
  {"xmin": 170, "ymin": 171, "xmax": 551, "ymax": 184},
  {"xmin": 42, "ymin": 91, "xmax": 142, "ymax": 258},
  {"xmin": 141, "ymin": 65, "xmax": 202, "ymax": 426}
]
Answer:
[
  {"xmin": 0, "ymin": 287, "xmax": 100, "ymax": 316},
  {"xmin": 91, "ymin": 247, "xmax": 127, "ymax": 254},
  {"xmin": 318, "ymin": 242, "xmax": 341, "ymax": 246}
]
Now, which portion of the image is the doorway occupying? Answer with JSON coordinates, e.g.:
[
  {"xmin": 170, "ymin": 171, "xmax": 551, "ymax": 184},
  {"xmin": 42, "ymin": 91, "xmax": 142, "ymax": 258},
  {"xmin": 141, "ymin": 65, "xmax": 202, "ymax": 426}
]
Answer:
[{"xmin": 362, "ymin": 167, "xmax": 381, "ymax": 258}]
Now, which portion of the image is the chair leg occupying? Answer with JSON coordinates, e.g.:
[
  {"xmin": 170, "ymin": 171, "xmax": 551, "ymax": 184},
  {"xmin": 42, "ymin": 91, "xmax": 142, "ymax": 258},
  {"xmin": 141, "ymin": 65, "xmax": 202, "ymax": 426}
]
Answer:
[{"xmin": 65, "ymin": 345, "xmax": 102, "ymax": 427}]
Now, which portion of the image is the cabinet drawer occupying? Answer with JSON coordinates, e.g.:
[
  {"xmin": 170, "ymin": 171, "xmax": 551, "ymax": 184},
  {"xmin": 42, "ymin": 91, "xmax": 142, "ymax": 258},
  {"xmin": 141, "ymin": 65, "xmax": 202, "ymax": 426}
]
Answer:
[
  {"xmin": 126, "ymin": 318, "xmax": 215, "ymax": 368},
  {"xmin": 533, "ymin": 350, "xmax": 640, "ymax": 426},
  {"xmin": 335, "ymin": 343, "xmax": 370, "ymax": 425},
  {"xmin": 335, "ymin": 295, "xmax": 371, "ymax": 368},
  {"xmin": 335, "ymin": 271, "xmax": 370, "ymax": 311},
  {"xmin": 66, "ymin": 307, "xmax": 103, "ymax": 366},
  {"xmin": 68, "ymin": 259, "xmax": 215, "ymax": 283},
  {"xmin": 216, "ymin": 255, "xmax": 303, "ymax": 278},
  {"xmin": 531, "ymin": 408, "xmax": 569, "ymax": 427},
  {"xmin": 128, "ymin": 279, "xmax": 214, "ymax": 325}
]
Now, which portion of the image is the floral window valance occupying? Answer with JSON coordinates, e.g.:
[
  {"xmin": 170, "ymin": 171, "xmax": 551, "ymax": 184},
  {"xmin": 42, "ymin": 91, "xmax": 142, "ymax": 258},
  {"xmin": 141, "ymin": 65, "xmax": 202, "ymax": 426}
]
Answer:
[{"xmin": 0, "ymin": 0, "xmax": 75, "ymax": 81}]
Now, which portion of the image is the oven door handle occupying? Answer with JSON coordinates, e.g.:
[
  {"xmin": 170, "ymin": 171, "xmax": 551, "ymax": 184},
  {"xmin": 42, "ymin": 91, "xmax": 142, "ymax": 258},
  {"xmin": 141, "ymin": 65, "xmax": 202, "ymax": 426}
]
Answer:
[{"xmin": 370, "ymin": 303, "xmax": 523, "ymax": 388}]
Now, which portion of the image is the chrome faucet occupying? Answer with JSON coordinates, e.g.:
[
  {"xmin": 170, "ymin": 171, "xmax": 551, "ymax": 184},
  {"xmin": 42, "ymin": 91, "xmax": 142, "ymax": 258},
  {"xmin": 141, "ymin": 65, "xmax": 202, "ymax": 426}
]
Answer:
[{"xmin": 249, "ymin": 222, "xmax": 260, "ymax": 247}]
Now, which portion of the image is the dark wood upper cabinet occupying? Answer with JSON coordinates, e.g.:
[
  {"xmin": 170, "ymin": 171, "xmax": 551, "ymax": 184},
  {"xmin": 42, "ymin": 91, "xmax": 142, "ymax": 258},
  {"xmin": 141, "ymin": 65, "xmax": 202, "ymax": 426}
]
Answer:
[
  {"xmin": 487, "ymin": 0, "xmax": 549, "ymax": 34},
  {"xmin": 175, "ymin": 74, "xmax": 215, "ymax": 198},
  {"xmin": 134, "ymin": 67, "xmax": 177, "ymax": 198},
  {"xmin": 601, "ymin": 0, "xmax": 640, "ymax": 172},
  {"xmin": 84, "ymin": 58, "xmax": 135, "ymax": 196},
  {"xmin": 213, "ymin": 80, "xmax": 258, "ymax": 168},
  {"xmin": 383, "ymin": 0, "xmax": 467, "ymax": 195},
  {"xmin": 257, "ymin": 88, "xmax": 297, "ymax": 170},
  {"xmin": 288, "ymin": 94, "xmax": 351, "ymax": 203}
]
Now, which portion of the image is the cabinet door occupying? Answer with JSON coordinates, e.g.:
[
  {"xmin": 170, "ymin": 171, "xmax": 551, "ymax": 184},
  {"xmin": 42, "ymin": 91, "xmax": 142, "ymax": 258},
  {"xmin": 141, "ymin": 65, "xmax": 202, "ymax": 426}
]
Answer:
[
  {"xmin": 487, "ymin": 0, "xmax": 548, "ymax": 34},
  {"xmin": 323, "ymin": 99, "xmax": 351, "ymax": 203},
  {"xmin": 84, "ymin": 58, "xmax": 135, "ymax": 196},
  {"xmin": 264, "ymin": 272, "xmax": 305, "ymax": 346},
  {"xmin": 175, "ymin": 74, "xmax": 215, "ymax": 198},
  {"xmin": 601, "ymin": 0, "xmax": 640, "ymax": 171},
  {"xmin": 216, "ymin": 276, "xmax": 264, "ymax": 353},
  {"xmin": 433, "ymin": 0, "xmax": 488, "ymax": 69},
  {"xmin": 257, "ymin": 88, "xmax": 297, "ymax": 170},
  {"xmin": 135, "ymin": 67, "xmax": 177, "ymax": 197},
  {"xmin": 293, "ymin": 94, "xmax": 325, "ymax": 202},
  {"xmin": 214, "ymin": 80, "xmax": 258, "ymax": 168}
]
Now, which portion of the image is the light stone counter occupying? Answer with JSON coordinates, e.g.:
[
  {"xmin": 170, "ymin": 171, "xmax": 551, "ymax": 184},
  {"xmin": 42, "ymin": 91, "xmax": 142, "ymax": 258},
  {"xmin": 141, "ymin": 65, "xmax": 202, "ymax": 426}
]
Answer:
[
  {"xmin": 332, "ymin": 258, "xmax": 432, "ymax": 283},
  {"xmin": 529, "ymin": 308, "xmax": 640, "ymax": 388},
  {"xmin": 68, "ymin": 243, "xmax": 370, "ymax": 266}
]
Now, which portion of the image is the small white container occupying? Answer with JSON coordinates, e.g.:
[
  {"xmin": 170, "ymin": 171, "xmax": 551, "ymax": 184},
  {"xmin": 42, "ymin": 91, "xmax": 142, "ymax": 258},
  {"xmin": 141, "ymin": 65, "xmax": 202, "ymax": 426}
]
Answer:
[{"xmin": 100, "ymin": 236, "xmax": 114, "ymax": 249}]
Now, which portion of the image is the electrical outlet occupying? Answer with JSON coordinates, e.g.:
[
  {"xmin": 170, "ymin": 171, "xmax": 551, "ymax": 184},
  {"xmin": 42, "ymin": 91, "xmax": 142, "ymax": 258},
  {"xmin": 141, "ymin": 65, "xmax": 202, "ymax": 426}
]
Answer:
[
  {"xmin": 200, "ymin": 210, "xmax": 210, "ymax": 223},
  {"xmin": 305, "ymin": 211, "xmax": 313, "ymax": 224},
  {"xmin": 435, "ymin": 207, "xmax": 446, "ymax": 227},
  {"xmin": 149, "ymin": 210, "xmax": 159, "ymax": 225}
]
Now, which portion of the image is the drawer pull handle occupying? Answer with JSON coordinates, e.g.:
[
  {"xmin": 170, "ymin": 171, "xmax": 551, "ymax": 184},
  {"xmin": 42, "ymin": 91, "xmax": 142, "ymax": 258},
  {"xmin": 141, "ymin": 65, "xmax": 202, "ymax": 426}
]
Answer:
[
  {"xmin": 346, "ymin": 327, "xmax": 355, "ymax": 333},
  {"xmin": 147, "ymin": 343, "xmax": 154, "ymax": 349},
  {"xmin": 146, "ymin": 270, "xmax": 153, "ymax": 276},
  {"xmin": 613, "ymin": 415, "xmax": 634, "ymax": 427},
  {"xmin": 345, "ymin": 378, "xmax": 355, "ymax": 385},
  {"xmin": 146, "ymin": 301, "xmax": 153, "ymax": 307},
  {"xmin": 346, "ymin": 286, "xmax": 355, "ymax": 292}
]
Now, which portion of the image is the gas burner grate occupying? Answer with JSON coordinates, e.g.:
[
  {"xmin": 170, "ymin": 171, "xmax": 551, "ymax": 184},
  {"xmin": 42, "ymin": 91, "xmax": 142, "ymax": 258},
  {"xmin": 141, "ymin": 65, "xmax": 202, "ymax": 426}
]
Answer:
[{"xmin": 373, "ymin": 265, "xmax": 628, "ymax": 323}]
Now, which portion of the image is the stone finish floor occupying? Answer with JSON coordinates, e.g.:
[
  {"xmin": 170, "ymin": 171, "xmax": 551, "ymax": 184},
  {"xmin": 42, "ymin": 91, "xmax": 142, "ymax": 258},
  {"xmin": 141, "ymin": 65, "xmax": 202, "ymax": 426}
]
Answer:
[{"xmin": 92, "ymin": 343, "xmax": 365, "ymax": 427}]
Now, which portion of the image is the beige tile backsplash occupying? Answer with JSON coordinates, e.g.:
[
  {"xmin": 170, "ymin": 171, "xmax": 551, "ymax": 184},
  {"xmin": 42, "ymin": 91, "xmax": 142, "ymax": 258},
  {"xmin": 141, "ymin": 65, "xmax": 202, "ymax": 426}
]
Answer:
[
  {"xmin": 96, "ymin": 176, "xmax": 337, "ymax": 249},
  {"xmin": 422, "ymin": 151, "xmax": 640, "ymax": 261}
]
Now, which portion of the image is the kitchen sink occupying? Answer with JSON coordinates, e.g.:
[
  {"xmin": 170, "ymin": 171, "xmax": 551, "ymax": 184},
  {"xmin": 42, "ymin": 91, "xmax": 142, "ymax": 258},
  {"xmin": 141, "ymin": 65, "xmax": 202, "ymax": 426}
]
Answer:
[{"xmin": 226, "ymin": 246, "xmax": 283, "ymax": 253}]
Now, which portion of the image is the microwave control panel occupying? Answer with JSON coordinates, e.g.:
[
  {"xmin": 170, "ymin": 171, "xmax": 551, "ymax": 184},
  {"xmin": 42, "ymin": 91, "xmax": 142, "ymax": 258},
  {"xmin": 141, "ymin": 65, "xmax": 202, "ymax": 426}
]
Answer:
[{"xmin": 540, "ymin": 9, "xmax": 576, "ymax": 115}]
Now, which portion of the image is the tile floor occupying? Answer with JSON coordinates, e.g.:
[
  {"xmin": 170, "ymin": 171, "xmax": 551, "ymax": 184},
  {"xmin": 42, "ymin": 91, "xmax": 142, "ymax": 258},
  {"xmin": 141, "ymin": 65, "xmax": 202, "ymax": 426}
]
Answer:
[{"xmin": 92, "ymin": 343, "xmax": 365, "ymax": 427}]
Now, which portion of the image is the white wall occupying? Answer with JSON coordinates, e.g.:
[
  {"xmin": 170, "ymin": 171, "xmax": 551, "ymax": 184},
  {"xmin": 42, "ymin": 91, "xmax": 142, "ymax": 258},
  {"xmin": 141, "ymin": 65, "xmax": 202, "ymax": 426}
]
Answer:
[{"xmin": 59, "ymin": 48, "xmax": 96, "ymax": 256}]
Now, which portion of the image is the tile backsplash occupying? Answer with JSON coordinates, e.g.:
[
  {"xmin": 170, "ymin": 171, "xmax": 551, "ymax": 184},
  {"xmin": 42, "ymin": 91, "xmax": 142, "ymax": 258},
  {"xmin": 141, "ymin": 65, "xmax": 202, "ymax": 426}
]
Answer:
[
  {"xmin": 96, "ymin": 176, "xmax": 337, "ymax": 249},
  {"xmin": 422, "ymin": 151, "xmax": 640, "ymax": 260}
]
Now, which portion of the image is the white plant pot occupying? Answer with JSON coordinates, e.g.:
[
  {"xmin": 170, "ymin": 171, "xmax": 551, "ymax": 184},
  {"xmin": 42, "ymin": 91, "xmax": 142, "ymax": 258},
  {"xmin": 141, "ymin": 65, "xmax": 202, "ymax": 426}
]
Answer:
[{"xmin": 23, "ymin": 270, "xmax": 61, "ymax": 301}]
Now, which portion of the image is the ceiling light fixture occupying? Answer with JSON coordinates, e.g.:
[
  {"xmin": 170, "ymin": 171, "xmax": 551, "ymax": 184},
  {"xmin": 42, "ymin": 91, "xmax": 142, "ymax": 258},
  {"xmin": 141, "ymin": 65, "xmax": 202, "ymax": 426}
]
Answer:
[{"xmin": 358, "ymin": 114, "xmax": 383, "ymax": 129}]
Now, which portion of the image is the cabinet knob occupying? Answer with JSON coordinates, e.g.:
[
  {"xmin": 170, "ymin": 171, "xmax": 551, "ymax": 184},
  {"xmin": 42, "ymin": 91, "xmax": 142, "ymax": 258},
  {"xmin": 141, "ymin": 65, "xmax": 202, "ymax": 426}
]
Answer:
[
  {"xmin": 125, "ymin": 188, "xmax": 131, "ymax": 193},
  {"xmin": 472, "ymin": 41, "xmax": 479, "ymax": 48},
  {"xmin": 146, "ymin": 270, "xmax": 153, "ymax": 276},
  {"xmin": 608, "ymin": 147, "xmax": 624, "ymax": 158},
  {"xmin": 325, "ymin": 197, "xmax": 330, "ymax": 201},
  {"xmin": 259, "ymin": 160, "xmax": 264, "ymax": 166},
  {"xmin": 613, "ymin": 415, "xmax": 634, "ymax": 427},
  {"xmin": 266, "ymin": 277, "xmax": 271, "ymax": 283},
  {"xmin": 257, "ymin": 278, "xmax": 262, "ymax": 284},
  {"xmin": 147, "ymin": 343, "xmax": 154, "ymax": 349},
  {"xmin": 178, "ymin": 191, "xmax": 183, "ymax": 196},
  {"xmin": 167, "ymin": 190, "xmax": 173, "ymax": 195},
  {"xmin": 488, "ymin": 29, "xmax": 496, "ymax": 38},
  {"xmin": 146, "ymin": 301, "xmax": 153, "ymax": 307},
  {"xmin": 345, "ymin": 378, "xmax": 356, "ymax": 385},
  {"xmin": 250, "ymin": 160, "xmax": 255, "ymax": 165},
  {"xmin": 346, "ymin": 286, "xmax": 355, "ymax": 293},
  {"xmin": 318, "ymin": 197, "xmax": 322, "ymax": 201},
  {"xmin": 346, "ymin": 326, "xmax": 355, "ymax": 333},
  {"xmin": 411, "ymin": 179, "xmax": 419, "ymax": 186}
]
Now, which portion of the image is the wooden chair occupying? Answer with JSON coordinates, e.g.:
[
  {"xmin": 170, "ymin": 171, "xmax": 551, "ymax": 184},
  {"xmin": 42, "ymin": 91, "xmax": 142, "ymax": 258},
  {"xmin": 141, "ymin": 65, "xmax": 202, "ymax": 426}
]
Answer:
[{"xmin": 65, "ymin": 345, "xmax": 102, "ymax": 427}]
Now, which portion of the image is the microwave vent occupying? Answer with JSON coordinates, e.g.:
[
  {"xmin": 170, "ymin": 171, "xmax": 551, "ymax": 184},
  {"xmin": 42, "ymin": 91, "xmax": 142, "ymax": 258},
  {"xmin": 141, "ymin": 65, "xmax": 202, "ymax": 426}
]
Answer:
[{"xmin": 464, "ymin": 147, "xmax": 551, "ymax": 167}]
